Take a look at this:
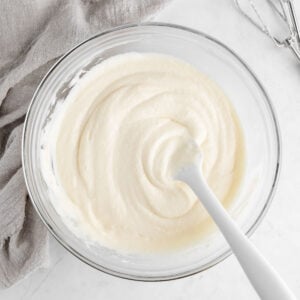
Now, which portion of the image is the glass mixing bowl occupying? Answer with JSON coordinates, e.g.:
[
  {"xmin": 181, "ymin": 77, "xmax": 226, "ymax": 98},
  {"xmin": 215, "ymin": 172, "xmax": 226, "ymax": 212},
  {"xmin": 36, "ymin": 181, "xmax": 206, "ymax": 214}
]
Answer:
[{"xmin": 22, "ymin": 23, "xmax": 280, "ymax": 281}]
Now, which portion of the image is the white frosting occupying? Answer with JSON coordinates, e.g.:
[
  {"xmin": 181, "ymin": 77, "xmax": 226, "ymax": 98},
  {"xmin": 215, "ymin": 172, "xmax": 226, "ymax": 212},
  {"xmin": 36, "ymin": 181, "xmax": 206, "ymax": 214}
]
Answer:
[{"xmin": 42, "ymin": 53, "xmax": 245, "ymax": 253}]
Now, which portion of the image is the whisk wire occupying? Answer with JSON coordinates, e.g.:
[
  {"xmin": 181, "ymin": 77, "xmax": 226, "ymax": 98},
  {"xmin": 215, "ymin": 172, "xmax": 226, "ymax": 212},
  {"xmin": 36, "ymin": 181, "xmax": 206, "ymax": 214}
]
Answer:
[{"xmin": 234, "ymin": 0, "xmax": 300, "ymax": 61}]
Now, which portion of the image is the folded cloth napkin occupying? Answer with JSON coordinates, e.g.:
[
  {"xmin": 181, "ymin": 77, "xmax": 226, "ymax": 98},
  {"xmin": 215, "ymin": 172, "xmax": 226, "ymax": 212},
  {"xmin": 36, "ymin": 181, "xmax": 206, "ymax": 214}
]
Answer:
[{"xmin": 0, "ymin": 0, "xmax": 169, "ymax": 288}]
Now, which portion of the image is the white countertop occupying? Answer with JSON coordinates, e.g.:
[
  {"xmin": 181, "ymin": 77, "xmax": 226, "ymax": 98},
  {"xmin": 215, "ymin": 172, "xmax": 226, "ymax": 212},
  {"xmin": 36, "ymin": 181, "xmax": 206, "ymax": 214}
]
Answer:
[{"xmin": 2, "ymin": 0, "xmax": 300, "ymax": 299}]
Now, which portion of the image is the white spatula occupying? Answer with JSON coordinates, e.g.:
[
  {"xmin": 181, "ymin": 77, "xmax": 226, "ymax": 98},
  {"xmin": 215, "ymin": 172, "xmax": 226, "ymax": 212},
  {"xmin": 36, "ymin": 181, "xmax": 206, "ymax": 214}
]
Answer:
[{"xmin": 175, "ymin": 154, "xmax": 296, "ymax": 300}]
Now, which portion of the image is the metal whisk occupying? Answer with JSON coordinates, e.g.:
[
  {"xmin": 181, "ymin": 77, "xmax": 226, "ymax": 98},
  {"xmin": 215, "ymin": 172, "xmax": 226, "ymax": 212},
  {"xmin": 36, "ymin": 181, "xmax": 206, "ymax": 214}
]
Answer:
[{"xmin": 234, "ymin": 0, "xmax": 300, "ymax": 62}]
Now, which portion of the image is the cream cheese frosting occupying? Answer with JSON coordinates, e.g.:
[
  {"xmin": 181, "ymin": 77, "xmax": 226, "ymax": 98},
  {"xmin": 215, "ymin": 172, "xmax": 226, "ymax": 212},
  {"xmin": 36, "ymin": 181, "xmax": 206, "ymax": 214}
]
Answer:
[{"xmin": 43, "ymin": 53, "xmax": 245, "ymax": 253}]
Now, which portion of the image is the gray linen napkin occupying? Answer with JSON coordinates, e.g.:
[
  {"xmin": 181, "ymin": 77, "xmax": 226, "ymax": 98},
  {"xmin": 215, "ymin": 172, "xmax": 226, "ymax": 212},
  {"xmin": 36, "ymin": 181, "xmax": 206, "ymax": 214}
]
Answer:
[{"xmin": 0, "ymin": 0, "xmax": 169, "ymax": 288}]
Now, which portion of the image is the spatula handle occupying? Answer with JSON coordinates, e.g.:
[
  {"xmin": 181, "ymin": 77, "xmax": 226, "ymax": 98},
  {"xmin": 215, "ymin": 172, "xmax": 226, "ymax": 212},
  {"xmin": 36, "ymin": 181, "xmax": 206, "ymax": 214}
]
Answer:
[{"xmin": 182, "ymin": 165, "xmax": 296, "ymax": 300}]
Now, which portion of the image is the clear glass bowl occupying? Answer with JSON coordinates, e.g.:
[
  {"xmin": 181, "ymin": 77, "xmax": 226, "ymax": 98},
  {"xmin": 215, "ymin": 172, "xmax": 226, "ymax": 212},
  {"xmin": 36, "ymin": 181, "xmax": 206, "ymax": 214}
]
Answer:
[{"xmin": 22, "ymin": 23, "xmax": 280, "ymax": 281}]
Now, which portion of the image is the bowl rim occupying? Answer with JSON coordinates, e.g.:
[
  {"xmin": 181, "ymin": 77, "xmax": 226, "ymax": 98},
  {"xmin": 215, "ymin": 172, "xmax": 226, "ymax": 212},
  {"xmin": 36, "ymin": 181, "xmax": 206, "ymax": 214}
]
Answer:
[{"xmin": 22, "ymin": 22, "xmax": 281, "ymax": 282}]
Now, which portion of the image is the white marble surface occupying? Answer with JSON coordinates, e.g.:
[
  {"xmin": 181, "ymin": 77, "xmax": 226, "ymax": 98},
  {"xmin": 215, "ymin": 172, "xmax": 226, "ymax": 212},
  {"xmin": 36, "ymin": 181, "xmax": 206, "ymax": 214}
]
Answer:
[{"xmin": 2, "ymin": 0, "xmax": 300, "ymax": 299}]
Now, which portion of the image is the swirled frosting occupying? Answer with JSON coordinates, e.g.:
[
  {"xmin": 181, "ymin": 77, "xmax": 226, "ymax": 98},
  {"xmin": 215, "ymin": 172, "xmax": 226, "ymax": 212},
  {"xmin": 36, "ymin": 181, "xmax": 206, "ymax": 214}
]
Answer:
[{"xmin": 46, "ymin": 53, "xmax": 244, "ymax": 252}]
